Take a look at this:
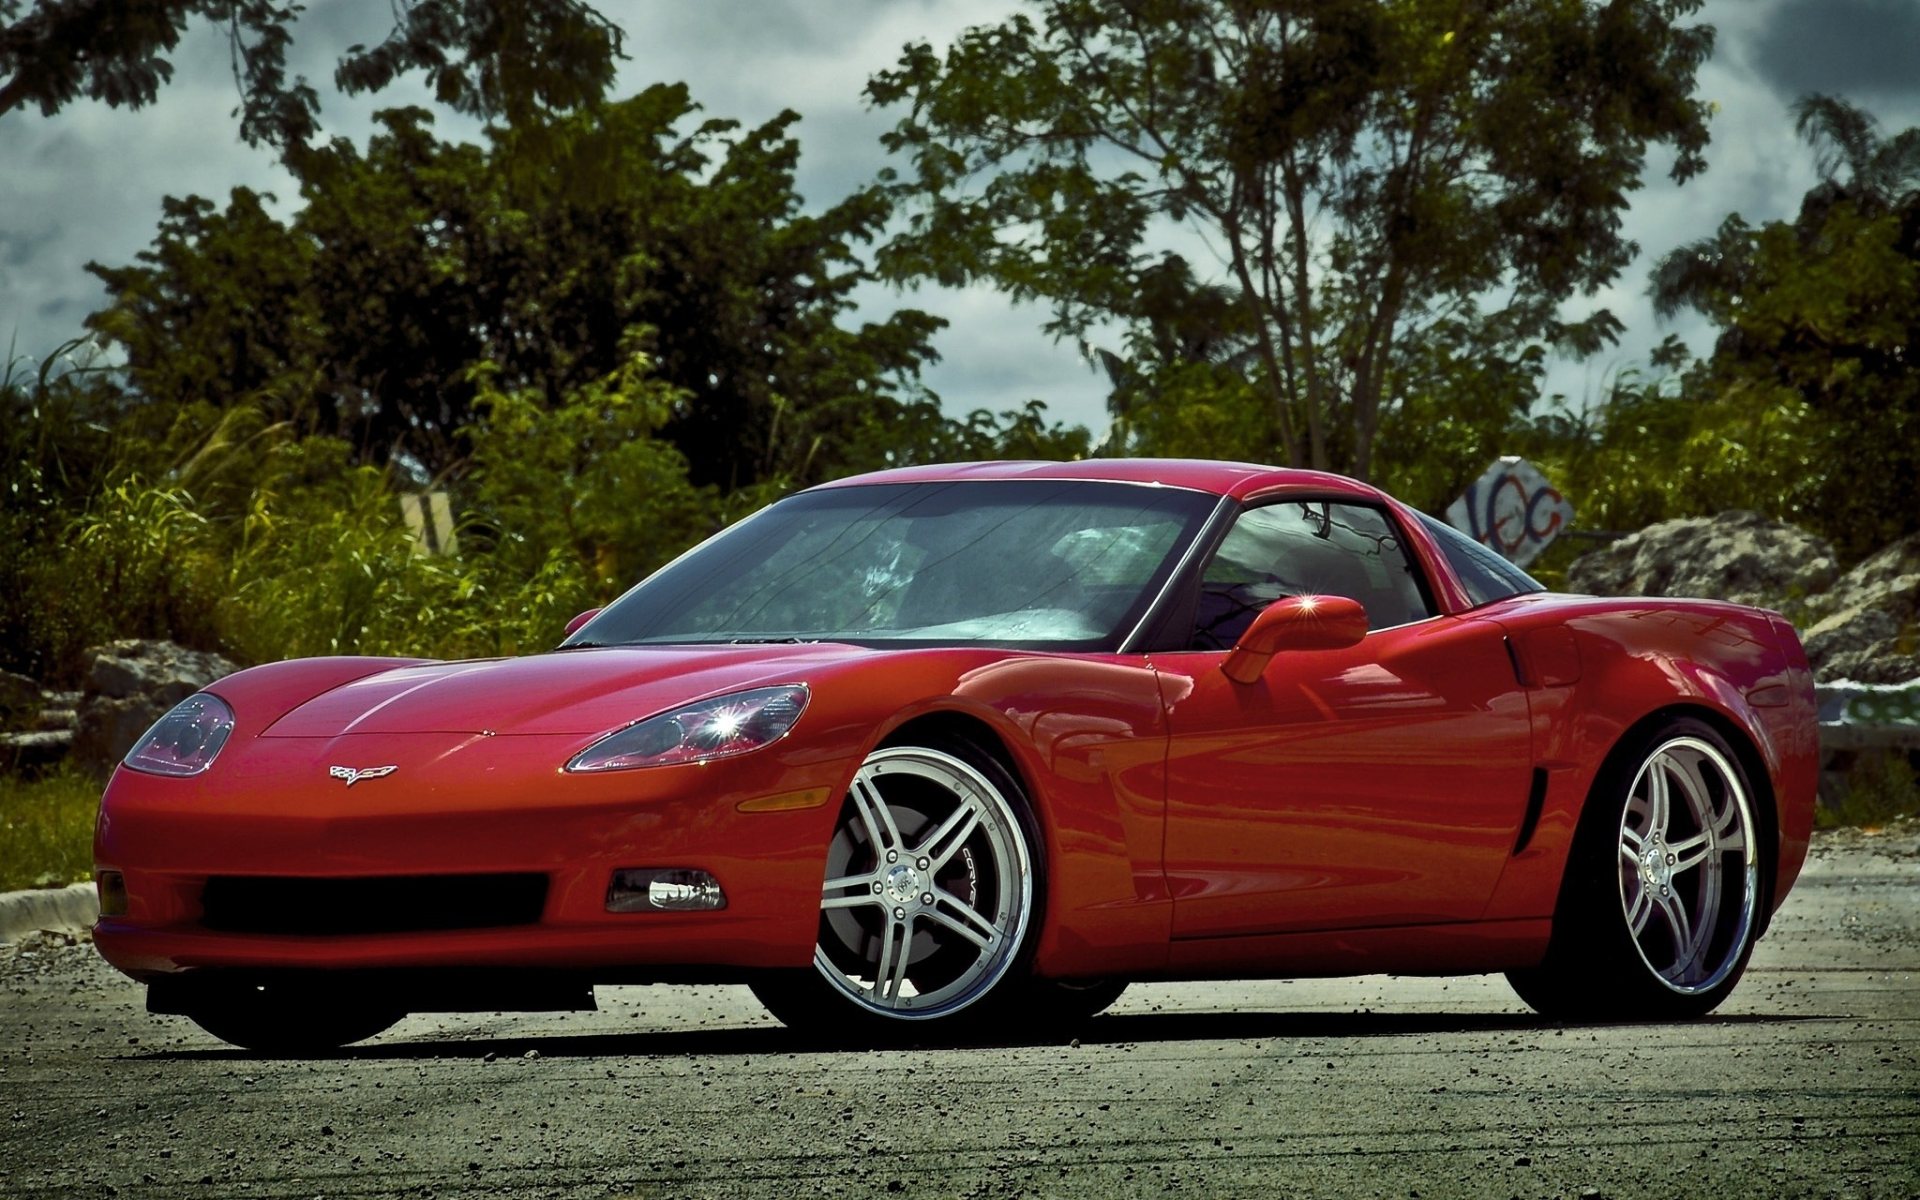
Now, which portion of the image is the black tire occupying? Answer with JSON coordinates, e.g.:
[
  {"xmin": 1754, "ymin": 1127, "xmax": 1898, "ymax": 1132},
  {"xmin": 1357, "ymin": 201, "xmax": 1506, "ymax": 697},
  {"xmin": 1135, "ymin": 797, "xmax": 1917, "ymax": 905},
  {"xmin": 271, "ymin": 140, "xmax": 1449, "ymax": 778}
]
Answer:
[
  {"xmin": 1508, "ymin": 717, "xmax": 1767, "ymax": 1021},
  {"xmin": 181, "ymin": 982, "xmax": 404, "ymax": 1053},
  {"xmin": 752, "ymin": 737, "xmax": 1046, "ymax": 1042},
  {"xmin": 1021, "ymin": 977, "xmax": 1128, "ymax": 1026}
]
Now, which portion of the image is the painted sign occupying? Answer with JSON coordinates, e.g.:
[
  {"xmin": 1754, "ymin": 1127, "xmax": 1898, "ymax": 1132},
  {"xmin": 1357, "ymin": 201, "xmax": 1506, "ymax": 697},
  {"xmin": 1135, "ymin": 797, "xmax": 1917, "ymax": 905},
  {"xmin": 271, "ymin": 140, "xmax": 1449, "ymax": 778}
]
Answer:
[
  {"xmin": 1445, "ymin": 456, "xmax": 1572, "ymax": 568},
  {"xmin": 1819, "ymin": 680, "xmax": 1920, "ymax": 727}
]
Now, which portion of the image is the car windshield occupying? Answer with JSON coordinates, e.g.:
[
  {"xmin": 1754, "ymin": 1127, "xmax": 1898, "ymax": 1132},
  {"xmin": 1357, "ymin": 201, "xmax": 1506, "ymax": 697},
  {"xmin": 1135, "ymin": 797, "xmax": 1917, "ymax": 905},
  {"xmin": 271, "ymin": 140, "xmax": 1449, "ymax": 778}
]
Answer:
[{"xmin": 568, "ymin": 479, "xmax": 1220, "ymax": 651}]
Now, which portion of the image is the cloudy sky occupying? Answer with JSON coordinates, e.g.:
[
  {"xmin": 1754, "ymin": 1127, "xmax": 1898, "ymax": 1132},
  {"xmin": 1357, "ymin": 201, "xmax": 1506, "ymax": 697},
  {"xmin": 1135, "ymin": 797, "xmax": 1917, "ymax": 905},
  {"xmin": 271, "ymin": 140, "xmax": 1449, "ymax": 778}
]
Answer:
[{"xmin": 4, "ymin": 0, "xmax": 1919, "ymax": 436}]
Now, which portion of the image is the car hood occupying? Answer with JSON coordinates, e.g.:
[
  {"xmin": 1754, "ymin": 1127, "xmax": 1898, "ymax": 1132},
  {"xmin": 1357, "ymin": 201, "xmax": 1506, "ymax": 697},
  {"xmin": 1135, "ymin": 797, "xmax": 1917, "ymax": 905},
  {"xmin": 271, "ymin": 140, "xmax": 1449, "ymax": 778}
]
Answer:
[{"xmin": 259, "ymin": 643, "xmax": 865, "ymax": 737}]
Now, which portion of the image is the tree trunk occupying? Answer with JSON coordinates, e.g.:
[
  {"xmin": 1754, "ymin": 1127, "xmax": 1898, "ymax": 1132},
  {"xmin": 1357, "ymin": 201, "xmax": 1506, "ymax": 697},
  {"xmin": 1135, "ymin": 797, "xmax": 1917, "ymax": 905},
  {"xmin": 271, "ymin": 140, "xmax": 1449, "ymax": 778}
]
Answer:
[{"xmin": 1280, "ymin": 157, "xmax": 1328, "ymax": 472}]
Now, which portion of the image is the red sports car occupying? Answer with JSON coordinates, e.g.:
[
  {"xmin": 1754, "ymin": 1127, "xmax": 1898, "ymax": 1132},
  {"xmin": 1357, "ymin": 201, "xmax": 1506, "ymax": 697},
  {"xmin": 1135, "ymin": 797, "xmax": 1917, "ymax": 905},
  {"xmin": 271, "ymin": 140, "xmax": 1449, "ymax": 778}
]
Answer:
[{"xmin": 93, "ymin": 460, "xmax": 1818, "ymax": 1051}]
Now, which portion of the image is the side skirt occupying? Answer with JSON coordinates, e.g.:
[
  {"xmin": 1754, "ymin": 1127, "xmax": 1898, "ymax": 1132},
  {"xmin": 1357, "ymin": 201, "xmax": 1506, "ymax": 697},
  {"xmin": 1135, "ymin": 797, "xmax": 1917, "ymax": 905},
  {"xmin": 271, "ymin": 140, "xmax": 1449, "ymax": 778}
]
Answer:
[{"xmin": 1153, "ymin": 917, "xmax": 1552, "ymax": 981}]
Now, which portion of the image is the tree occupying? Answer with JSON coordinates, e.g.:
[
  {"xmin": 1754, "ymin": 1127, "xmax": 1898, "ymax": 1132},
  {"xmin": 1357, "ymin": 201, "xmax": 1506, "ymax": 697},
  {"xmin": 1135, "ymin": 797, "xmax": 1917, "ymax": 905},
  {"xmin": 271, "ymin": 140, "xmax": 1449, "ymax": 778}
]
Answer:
[
  {"xmin": 0, "ymin": 0, "xmax": 622, "ymax": 147},
  {"xmin": 87, "ymin": 86, "xmax": 953, "ymax": 487},
  {"xmin": 1083, "ymin": 254, "xmax": 1260, "ymax": 453},
  {"xmin": 867, "ymin": 0, "xmax": 1714, "ymax": 480},
  {"xmin": 1652, "ymin": 94, "xmax": 1920, "ymax": 558}
]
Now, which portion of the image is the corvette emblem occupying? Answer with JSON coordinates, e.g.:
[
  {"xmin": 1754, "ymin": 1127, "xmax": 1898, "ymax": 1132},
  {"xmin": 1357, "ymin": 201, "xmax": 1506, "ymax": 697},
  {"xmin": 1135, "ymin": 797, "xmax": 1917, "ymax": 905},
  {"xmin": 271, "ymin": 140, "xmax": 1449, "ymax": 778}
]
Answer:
[{"xmin": 328, "ymin": 764, "xmax": 398, "ymax": 787}]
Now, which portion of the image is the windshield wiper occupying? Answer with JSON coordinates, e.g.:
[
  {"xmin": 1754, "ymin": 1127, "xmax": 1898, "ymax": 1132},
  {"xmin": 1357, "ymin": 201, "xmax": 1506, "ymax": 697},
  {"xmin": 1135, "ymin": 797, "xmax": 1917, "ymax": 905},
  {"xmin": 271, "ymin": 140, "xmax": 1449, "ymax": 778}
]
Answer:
[{"xmin": 726, "ymin": 636, "xmax": 817, "ymax": 645}]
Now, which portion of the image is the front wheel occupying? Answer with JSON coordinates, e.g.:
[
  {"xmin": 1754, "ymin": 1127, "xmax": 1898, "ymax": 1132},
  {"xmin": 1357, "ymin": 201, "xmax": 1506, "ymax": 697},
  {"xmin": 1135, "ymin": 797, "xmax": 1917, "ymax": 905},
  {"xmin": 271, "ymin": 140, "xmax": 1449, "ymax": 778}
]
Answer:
[
  {"xmin": 1508, "ymin": 719, "xmax": 1766, "ymax": 1020},
  {"xmin": 752, "ymin": 741, "xmax": 1043, "ymax": 1040}
]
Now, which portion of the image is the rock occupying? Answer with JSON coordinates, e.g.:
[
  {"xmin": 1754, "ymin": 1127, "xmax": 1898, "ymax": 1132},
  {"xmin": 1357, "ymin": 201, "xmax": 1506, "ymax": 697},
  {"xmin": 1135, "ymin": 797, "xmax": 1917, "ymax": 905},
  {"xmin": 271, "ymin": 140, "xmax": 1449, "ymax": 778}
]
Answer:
[
  {"xmin": 1801, "ymin": 533, "xmax": 1920, "ymax": 684},
  {"xmin": 71, "ymin": 699, "xmax": 171, "ymax": 777},
  {"xmin": 0, "ymin": 730, "xmax": 73, "ymax": 775},
  {"xmin": 1567, "ymin": 510, "xmax": 1838, "ymax": 609},
  {"xmin": 0, "ymin": 670, "xmax": 41, "ymax": 728},
  {"xmin": 69, "ymin": 641, "xmax": 239, "ymax": 776},
  {"xmin": 84, "ymin": 640, "xmax": 236, "ymax": 704}
]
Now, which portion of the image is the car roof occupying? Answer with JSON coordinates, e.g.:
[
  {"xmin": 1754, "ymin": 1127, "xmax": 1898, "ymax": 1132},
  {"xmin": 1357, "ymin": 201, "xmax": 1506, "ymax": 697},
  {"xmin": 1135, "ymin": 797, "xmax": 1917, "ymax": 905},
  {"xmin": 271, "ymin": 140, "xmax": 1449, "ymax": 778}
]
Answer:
[{"xmin": 808, "ymin": 459, "xmax": 1387, "ymax": 503}]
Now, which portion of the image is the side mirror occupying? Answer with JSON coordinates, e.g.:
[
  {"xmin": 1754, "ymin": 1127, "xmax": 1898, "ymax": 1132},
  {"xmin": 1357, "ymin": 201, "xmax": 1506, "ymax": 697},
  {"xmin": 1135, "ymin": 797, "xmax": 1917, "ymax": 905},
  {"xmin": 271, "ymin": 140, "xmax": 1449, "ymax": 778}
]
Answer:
[
  {"xmin": 1221, "ymin": 595, "xmax": 1368, "ymax": 684},
  {"xmin": 563, "ymin": 608, "xmax": 603, "ymax": 639}
]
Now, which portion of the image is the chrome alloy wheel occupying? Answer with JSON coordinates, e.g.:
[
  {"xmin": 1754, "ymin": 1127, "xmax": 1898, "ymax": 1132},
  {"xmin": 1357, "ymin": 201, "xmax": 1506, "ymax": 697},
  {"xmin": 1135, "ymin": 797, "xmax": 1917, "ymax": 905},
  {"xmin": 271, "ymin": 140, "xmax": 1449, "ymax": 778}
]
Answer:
[
  {"xmin": 1617, "ymin": 736, "xmax": 1759, "ymax": 994},
  {"xmin": 813, "ymin": 746, "xmax": 1034, "ymax": 1020}
]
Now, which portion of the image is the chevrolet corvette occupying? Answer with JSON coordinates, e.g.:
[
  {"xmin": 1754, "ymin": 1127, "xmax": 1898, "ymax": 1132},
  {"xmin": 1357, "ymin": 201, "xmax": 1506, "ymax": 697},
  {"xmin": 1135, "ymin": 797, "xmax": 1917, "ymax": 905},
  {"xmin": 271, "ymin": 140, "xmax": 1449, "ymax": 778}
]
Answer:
[{"xmin": 93, "ymin": 459, "xmax": 1818, "ymax": 1051}]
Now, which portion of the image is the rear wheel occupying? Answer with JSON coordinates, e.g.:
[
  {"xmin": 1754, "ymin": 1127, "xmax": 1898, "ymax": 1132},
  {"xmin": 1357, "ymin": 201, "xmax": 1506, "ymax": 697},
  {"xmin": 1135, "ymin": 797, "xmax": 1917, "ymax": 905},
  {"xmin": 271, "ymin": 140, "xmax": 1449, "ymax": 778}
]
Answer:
[
  {"xmin": 1508, "ymin": 718, "xmax": 1765, "ymax": 1020},
  {"xmin": 752, "ymin": 741, "xmax": 1043, "ymax": 1040},
  {"xmin": 180, "ymin": 983, "xmax": 404, "ymax": 1054}
]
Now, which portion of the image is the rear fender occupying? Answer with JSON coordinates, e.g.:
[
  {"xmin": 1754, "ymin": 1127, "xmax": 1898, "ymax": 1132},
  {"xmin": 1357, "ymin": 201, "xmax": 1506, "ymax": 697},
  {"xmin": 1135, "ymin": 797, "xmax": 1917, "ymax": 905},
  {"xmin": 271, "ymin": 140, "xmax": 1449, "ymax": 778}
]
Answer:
[{"xmin": 1478, "ymin": 600, "xmax": 1815, "ymax": 926}]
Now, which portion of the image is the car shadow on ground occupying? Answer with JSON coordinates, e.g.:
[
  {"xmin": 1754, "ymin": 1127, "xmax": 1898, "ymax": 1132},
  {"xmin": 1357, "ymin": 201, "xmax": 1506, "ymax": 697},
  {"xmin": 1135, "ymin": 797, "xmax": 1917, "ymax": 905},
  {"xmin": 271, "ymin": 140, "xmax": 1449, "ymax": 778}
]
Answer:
[{"xmin": 129, "ymin": 1008, "xmax": 1833, "ymax": 1062}]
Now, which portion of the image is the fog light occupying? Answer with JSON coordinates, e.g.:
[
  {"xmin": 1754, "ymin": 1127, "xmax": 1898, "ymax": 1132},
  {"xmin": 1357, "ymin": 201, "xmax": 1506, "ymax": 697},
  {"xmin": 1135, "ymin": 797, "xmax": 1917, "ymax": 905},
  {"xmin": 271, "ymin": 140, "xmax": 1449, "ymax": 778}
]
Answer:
[
  {"xmin": 96, "ymin": 870, "xmax": 128, "ymax": 917},
  {"xmin": 606, "ymin": 868, "xmax": 726, "ymax": 913}
]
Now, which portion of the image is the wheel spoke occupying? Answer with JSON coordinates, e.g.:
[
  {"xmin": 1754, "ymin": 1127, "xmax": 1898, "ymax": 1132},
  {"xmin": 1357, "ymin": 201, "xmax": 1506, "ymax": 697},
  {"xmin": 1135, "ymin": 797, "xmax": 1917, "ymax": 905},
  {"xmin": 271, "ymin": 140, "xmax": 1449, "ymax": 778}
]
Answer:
[
  {"xmin": 1670, "ymin": 755, "xmax": 1715, "ymax": 829},
  {"xmin": 929, "ymin": 889, "xmax": 1000, "ymax": 949},
  {"xmin": 918, "ymin": 800, "xmax": 983, "ymax": 870},
  {"xmin": 925, "ymin": 906, "xmax": 991, "ymax": 950},
  {"xmin": 1652, "ymin": 887, "xmax": 1696, "ymax": 967},
  {"xmin": 872, "ymin": 915, "xmax": 915, "ymax": 1005},
  {"xmin": 1643, "ymin": 761, "xmax": 1672, "ymax": 839},
  {"xmin": 822, "ymin": 873, "xmax": 882, "ymax": 910},
  {"xmin": 1692, "ymin": 872, "xmax": 1721, "ymax": 976},
  {"xmin": 848, "ymin": 773, "xmax": 903, "ymax": 854},
  {"xmin": 1712, "ymin": 799, "xmax": 1746, "ymax": 853},
  {"xmin": 1668, "ymin": 831, "xmax": 1714, "ymax": 874},
  {"xmin": 1624, "ymin": 878, "xmax": 1652, "ymax": 936}
]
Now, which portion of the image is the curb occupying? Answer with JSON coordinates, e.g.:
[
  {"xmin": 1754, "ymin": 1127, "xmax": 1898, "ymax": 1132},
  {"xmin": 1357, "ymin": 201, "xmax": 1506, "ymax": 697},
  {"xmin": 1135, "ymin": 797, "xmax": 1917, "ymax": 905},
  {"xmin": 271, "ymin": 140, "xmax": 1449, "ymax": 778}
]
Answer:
[{"xmin": 0, "ymin": 882, "xmax": 99, "ymax": 943}]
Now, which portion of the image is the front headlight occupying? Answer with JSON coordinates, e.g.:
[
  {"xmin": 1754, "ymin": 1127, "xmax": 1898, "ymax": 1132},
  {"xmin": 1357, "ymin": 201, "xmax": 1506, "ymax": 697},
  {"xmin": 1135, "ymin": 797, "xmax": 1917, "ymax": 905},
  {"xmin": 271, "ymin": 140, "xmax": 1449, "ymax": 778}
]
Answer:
[
  {"xmin": 565, "ymin": 685, "xmax": 809, "ymax": 773},
  {"xmin": 123, "ymin": 693, "xmax": 235, "ymax": 777}
]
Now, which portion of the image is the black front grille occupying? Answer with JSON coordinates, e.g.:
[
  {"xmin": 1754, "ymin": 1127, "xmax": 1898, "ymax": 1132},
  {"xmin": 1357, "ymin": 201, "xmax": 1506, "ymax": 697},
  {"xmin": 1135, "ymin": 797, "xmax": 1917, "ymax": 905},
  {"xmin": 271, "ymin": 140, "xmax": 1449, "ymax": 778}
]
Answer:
[{"xmin": 200, "ymin": 873, "xmax": 549, "ymax": 936}]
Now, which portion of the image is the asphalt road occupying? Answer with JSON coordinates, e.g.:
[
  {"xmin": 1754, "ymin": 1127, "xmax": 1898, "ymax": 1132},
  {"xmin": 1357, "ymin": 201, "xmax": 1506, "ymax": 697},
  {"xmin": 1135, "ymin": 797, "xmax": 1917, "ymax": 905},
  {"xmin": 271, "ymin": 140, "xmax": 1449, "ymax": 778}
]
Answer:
[{"xmin": 3, "ymin": 825, "xmax": 1916, "ymax": 1200}]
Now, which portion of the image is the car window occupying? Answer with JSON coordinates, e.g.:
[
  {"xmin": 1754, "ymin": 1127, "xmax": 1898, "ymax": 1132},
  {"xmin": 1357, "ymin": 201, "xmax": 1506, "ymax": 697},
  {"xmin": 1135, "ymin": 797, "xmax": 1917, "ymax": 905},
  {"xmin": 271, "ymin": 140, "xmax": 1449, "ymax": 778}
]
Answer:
[
  {"xmin": 1191, "ymin": 501, "xmax": 1433, "ymax": 650},
  {"xmin": 1416, "ymin": 513, "xmax": 1547, "ymax": 607},
  {"xmin": 573, "ymin": 480, "xmax": 1219, "ymax": 651}
]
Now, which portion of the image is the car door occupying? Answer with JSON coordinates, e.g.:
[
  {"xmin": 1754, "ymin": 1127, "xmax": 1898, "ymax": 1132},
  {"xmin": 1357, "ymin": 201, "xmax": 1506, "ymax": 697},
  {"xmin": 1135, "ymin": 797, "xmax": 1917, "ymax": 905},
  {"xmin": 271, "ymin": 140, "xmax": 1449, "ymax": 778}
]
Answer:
[{"xmin": 1154, "ymin": 499, "xmax": 1534, "ymax": 938}]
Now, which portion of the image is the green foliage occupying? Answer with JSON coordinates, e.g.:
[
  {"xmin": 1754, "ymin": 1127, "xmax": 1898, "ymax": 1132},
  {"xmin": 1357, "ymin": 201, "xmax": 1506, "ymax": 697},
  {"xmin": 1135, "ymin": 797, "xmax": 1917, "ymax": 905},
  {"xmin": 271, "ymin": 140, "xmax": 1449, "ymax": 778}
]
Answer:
[
  {"xmin": 0, "ymin": 65, "xmax": 1095, "ymax": 692},
  {"xmin": 867, "ymin": 0, "xmax": 1714, "ymax": 480},
  {"xmin": 1536, "ymin": 95, "xmax": 1920, "ymax": 561},
  {"xmin": 1373, "ymin": 309, "xmax": 1552, "ymax": 515},
  {"xmin": 87, "ymin": 189, "xmax": 321, "ymax": 426},
  {"xmin": 0, "ymin": 0, "xmax": 623, "ymax": 147},
  {"xmin": 927, "ymin": 401, "xmax": 1095, "ymax": 464},
  {"xmin": 0, "ymin": 350, "xmax": 172, "ymax": 681},
  {"xmin": 88, "ymin": 89, "xmax": 951, "ymax": 487},
  {"xmin": 0, "ymin": 765, "xmax": 98, "ymax": 891},
  {"xmin": 71, "ymin": 477, "xmax": 223, "ymax": 646},
  {"xmin": 1513, "ymin": 369, "xmax": 1826, "ymax": 541},
  {"xmin": 1105, "ymin": 361, "xmax": 1267, "ymax": 462},
  {"xmin": 463, "ymin": 344, "xmax": 715, "ymax": 594}
]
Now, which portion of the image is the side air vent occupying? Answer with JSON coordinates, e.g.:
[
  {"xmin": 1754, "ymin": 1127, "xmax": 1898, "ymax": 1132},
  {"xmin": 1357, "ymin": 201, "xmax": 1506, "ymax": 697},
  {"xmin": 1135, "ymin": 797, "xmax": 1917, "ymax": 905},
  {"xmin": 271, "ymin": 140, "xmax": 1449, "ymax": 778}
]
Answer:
[{"xmin": 1513, "ymin": 768, "xmax": 1549, "ymax": 856}]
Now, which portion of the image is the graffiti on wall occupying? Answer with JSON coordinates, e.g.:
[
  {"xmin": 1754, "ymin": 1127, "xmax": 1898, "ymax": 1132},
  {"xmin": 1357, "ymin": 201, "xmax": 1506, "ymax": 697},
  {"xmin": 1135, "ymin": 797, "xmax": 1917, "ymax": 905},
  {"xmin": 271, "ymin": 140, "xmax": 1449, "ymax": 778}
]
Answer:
[{"xmin": 1444, "ymin": 456, "xmax": 1574, "ymax": 568}]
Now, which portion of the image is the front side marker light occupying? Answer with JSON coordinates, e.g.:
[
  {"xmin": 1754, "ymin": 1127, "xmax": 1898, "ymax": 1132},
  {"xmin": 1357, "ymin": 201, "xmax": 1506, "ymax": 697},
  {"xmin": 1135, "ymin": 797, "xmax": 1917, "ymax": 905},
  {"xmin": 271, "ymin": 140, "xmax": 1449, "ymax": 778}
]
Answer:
[
  {"xmin": 566, "ymin": 685, "xmax": 808, "ymax": 773},
  {"xmin": 607, "ymin": 868, "xmax": 727, "ymax": 912},
  {"xmin": 123, "ymin": 693, "xmax": 235, "ymax": 777}
]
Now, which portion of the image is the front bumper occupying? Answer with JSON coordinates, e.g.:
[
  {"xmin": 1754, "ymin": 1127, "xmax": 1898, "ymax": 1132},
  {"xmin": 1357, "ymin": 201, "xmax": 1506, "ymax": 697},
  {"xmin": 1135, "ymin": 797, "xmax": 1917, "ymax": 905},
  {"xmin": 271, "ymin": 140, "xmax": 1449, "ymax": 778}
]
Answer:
[{"xmin": 93, "ymin": 730, "xmax": 847, "ymax": 981}]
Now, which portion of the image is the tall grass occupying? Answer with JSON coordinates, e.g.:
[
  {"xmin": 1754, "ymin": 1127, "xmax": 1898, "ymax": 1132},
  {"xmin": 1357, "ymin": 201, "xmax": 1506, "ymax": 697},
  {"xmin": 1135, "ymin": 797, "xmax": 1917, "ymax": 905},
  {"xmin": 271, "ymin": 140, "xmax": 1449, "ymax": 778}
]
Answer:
[
  {"xmin": 0, "ymin": 768, "xmax": 100, "ymax": 892},
  {"xmin": 1818, "ymin": 750, "xmax": 1920, "ymax": 830}
]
